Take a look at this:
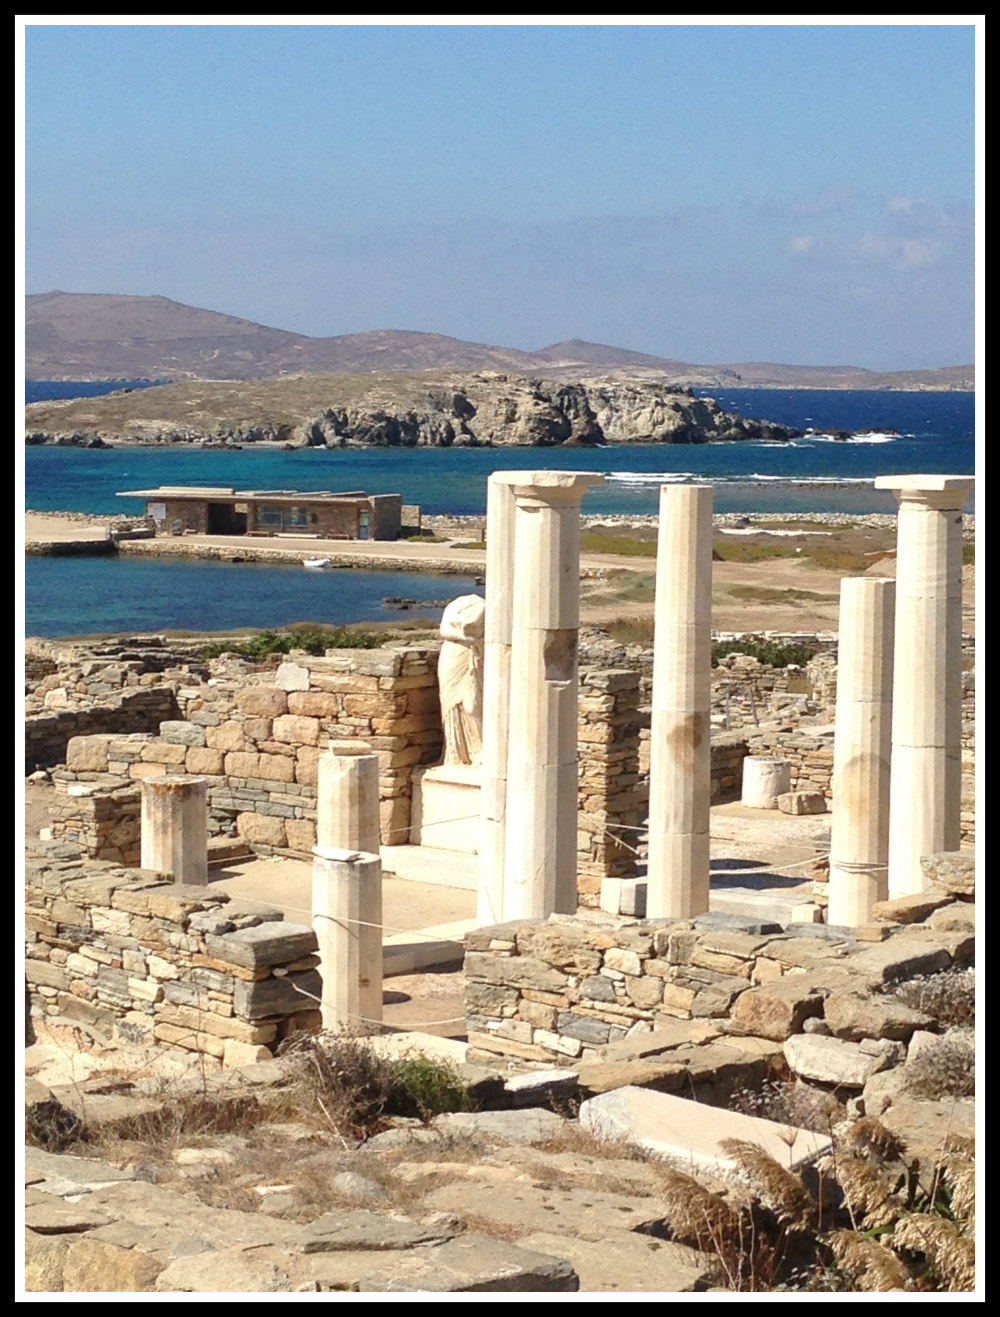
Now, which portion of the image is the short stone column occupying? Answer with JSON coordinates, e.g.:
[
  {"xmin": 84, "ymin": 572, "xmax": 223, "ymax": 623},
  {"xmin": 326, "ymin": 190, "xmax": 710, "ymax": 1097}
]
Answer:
[
  {"xmin": 828, "ymin": 578, "xmax": 895, "ymax": 926},
  {"xmin": 311, "ymin": 847, "xmax": 383, "ymax": 1032},
  {"xmin": 646, "ymin": 484, "xmax": 713, "ymax": 919},
  {"xmin": 741, "ymin": 758, "xmax": 792, "ymax": 809},
  {"xmin": 874, "ymin": 475, "xmax": 974, "ymax": 895},
  {"xmin": 502, "ymin": 470, "xmax": 605, "ymax": 920},
  {"xmin": 140, "ymin": 775, "xmax": 207, "ymax": 885},
  {"xmin": 478, "ymin": 473, "xmax": 517, "ymax": 925},
  {"xmin": 316, "ymin": 747, "xmax": 380, "ymax": 854}
]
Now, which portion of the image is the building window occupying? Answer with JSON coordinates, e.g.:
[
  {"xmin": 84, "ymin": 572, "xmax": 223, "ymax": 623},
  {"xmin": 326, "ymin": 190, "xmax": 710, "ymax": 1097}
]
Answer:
[
  {"xmin": 287, "ymin": 506, "xmax": 309, "ymax": 529},
  {"xmin": 259, "ymin": 505, "xmax": 282, "ymax": 528}
]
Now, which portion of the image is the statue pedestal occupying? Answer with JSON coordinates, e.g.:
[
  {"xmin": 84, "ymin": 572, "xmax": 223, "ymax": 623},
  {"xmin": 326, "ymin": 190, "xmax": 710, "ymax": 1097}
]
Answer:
[{"xmin": 410, "ymin": 764, "xmax": 482, "ymax": 854}]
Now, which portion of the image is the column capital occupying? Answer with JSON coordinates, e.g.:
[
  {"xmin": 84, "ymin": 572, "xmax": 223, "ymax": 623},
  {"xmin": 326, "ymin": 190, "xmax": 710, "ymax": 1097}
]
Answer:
[
  {"xmin": 496, "ymin": 470, "xmax": 605, "ymax": 505},
  {"xmin": 874, "ymin": 474, "xmax": 974, "ymax": 511}
]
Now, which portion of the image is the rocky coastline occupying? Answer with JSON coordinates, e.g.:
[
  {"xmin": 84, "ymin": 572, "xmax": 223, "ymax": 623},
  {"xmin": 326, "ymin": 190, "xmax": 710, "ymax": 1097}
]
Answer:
[{"xmin": 24, "ymin": 373, "xmax": 810, "ymax": 450}]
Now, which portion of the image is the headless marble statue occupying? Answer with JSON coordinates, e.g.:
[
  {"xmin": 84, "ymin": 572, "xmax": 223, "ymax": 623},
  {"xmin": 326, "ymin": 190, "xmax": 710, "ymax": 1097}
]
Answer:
[{"xmin": 438, "ymin": 594, "xmax": 486, "ymax": 767}]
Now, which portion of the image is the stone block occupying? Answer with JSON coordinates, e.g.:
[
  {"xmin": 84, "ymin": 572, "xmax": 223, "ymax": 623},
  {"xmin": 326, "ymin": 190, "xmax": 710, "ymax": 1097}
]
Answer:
[
  {"xmin": 783, "ymin": 1033, "xmax": 897, "ymax": 1088},
  {"xmin": 274, "ymin": 663, "xmax": 310, "ymax": 692},
  {"xmin": 236, "ymin": 812, "xmax": 286, "ymax": 848},
  {"xmin": 205, "ymin": 921, "xmax": 317, "ymax": 969},
  {"xmin": 236, "ymin": 687, "xmax": 289, "ymax": 717},
  {"xmin": 159, "ymin": 722, "xmax": 206, "ymax": 747},
  {"xmin": 65, "ymin": 735, "xmax": 115, "ymax": 773},
  {"xmin": 464, "ymin": 951, "xmax": 567, "ymax": 994},
  {"xmin": 272, "ymin": 713, "xmax": 321, "ymax": 746},
  {"xmin": 514, "ymin": 925, "xmax": 603, "ymax": 975},
  {"xmin": 729, "ymin": 979, "xmax": 824, "ymax": 1040},
  {"xmin": 206, "ymin": 721, "xmax": 249, "ymax": 752},
  {"xmin": 871, "ymin": 892, "xmax": 951, "ymax": 924},
  {"xmin": 233, "ymin": 970, "xmax": 323, "ymax": 1019},
  {"xmin": 848, "ymin": 938, "xmax": 953, "ymax": 984},
  {"xmin": 185, "ymin": 746, "xmax": 224, "ymax": 776},
  {"xmin": 777, "ymin": 791, "xmax": 827, "ymax": 815}
]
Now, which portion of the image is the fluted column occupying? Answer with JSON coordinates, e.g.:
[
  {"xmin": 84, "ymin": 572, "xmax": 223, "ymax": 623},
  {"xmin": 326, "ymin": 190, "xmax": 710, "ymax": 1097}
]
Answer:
[
  {"xmin": 874, "ymin": 474, "xmax": 973, "ymax": 895},
  {"xmin": 828, "ymin": 578, "xmax": 895, "ymax": 925},
  {"xmin": 140, "ymin": 775, "xmax": 207, "ymax": 885},
  {"xmin": 646, "ymin": 485, "xmax": 713, "ymax": 918},
  {"xmin": 478, "ymin": 473, "xmax": 517, "ymax": 925},
  {"xmin": 502, "ymin": 471, "xmax": 604, "ymax": 920}
]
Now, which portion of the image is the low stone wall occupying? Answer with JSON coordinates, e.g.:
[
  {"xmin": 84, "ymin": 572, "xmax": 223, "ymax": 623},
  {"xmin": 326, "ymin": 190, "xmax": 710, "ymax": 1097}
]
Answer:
[
  {"xmin": 46, "ymin": 780, "xmax": 142, "ymax": 866},
  {"xmin": 746, "ymin": 726, "xmax": 836, "ymax": 799},
  {"xmin": 26, "ymin": 688, "xmax": 182, "ymax": 774},
  {"xmin": 24, "ymin": 849, "xmax": 321, "ymax": 1063},
  {"xmin": 463, "ymin": 900, "xmax": 974, "ymax": 1073}
]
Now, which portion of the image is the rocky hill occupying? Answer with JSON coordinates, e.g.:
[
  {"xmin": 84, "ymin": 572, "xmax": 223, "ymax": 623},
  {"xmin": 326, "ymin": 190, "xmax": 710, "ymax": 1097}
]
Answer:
[
  {"xmin": 24, "ymin": 371, "xmax": 805, "ymax": 449},
  {"xmin": 25, "ymin": 292, "xmax": 973, "ymax": 391}
]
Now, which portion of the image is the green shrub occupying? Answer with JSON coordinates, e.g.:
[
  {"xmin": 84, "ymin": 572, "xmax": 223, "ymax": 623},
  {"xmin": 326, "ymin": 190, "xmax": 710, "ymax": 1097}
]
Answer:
[
  {"xmin": 200, "ymin": 624, "xmax": 380, "ymax": 662},
  {"xmin": 712, "ymin": 635, "xmax": 817, "ymax": 668},
  {"xmin": 386, "ymin": 1054, "xmax": 472, "ymax": 1121}
]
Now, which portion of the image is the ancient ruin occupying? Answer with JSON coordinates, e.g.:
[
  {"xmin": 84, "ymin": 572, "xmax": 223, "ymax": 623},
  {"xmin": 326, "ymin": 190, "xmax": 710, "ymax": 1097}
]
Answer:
[{"xmin": 23, "ymin": 469, "xmax": 977, "ymax": 1295}]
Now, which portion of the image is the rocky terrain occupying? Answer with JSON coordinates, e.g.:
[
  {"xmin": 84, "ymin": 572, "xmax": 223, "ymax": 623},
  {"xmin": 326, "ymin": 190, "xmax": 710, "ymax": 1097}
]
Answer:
[
  {"xmin": 26, "ymin": 292, "xmax": 973, "ymax": 391},
  {"xmin": 24, "ymin": 370, "xmax": 808, "ymax": 449}
]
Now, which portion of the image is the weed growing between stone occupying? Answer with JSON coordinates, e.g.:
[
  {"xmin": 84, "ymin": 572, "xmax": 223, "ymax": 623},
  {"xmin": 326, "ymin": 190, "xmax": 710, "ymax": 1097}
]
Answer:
[
  {"xmin": 885, "ymin": 968, "xmax": 975, "ymax": 1030},
  {"xmin": 654, "ymin": 1119, "xmax": 975, "ymax": 1292}
]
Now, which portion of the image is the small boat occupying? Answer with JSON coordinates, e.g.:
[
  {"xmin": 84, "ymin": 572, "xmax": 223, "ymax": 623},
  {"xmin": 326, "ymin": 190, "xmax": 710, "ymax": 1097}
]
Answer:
[{"xmin": 303, "ymin": 557, "xmax": 332, "ymax": 570}]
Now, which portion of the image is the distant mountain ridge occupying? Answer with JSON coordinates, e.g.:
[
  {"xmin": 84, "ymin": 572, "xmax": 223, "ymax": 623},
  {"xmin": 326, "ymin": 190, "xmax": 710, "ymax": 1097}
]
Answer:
[{"xmin": 24, "ymin": 291, "xmax": 974, "ymax": 391}]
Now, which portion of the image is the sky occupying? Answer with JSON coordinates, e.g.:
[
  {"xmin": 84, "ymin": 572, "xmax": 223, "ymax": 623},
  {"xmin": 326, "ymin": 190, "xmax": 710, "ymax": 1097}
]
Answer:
[{"xmin": 18, "ymin": 18, "xmax": 980, "ymax": 371}]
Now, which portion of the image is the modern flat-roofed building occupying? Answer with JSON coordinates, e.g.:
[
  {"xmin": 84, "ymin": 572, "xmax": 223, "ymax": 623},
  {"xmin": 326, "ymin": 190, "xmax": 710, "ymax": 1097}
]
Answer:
[{"xmin": 116, "ymin": 486, "xmax": 403, "ymax": 541}]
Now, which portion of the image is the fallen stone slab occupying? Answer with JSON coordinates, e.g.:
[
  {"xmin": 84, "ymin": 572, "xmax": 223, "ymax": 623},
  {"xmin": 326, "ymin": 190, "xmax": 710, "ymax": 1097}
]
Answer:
[
  {"xmin": 293, "ymin": 1210, "xmax": 455, "ymax": 1254},
  {"xmin": 578, "ymin": 1086, "xmax": 832, "ymax": 1180},
  {"xmin": 204, "ymin": 921, "xmax": 316, "ymax": 970},
  {"xmin": 503, "ymin": 1069, "xmax": 580, "ymax": 1107},
  {"xmin": 23, "ymin": 1229, "xmax": 71, "ymax": 1292},
  {"xmin": 784, "ymin": 1034, "xmax": 899, "ymax": 1089},
  {"xmin": 518, "ymin": 1228, "xmax": 713, "ymax": 1293},
  {"xmin": 692, "ymin": 913, "xmax": 784, "ymax": 936},
  {"xmin": 574, "ymin": 1058, "xmax": 687, "ymax": 1097},
  {"xmin": 357, "ymin": 1233, "xmax": 580, "ymax": 1292},
  {"xmin": 481, "ymin": 1145, "xmax": 663, "ymax": 1196},
  {"xmin": 420, "ymin": 1181, "xmax": 669, "ymax": 1242},
  {"xmin": 777, "ymin": 791, "xmax": 827, "ymax": 816},
  {"xmin": 872, "ymin": 892, "xmax": 951, "ymax": 924}
]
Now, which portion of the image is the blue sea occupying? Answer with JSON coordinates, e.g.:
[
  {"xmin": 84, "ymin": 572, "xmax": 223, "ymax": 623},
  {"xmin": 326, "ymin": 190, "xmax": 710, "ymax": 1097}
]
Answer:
[{"xmin": 23, "ymin": 381, "xmax": 976, "ymax": 638}]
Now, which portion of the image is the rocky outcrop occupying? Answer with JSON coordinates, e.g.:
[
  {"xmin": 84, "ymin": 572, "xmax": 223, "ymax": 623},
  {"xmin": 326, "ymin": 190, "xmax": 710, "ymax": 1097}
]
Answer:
[{"xmin": 25, "ymin": 373, "xmax": 805, "ymax": 449}]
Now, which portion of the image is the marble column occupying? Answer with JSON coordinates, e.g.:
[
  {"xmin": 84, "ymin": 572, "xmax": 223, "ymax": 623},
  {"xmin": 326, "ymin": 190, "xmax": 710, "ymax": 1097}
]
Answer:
[
  {"xmin": 478, "ymin": 473, "xmax": 517, "ymax": 925},
  {"xmin": 311, "ymin": 847, "xmax": 383, "ymax": 1032},
  {"xmin": 646, "ymin": 485, "xmax": 713, "ymax": 918},
  {"xmin": 316, "ymin": 748, "xmax": 380, "ymax": 854},
  {"xmin": 874, "ymin": 474, "xmax": 974, "ymax": 895},
  {"xmin": 502, "ymin": 470, "xmax": 605, "ymax": 920},
  {"xmin": 828, "ymin": 578, "xmax": 895, "ymax": 926},
  {"xmin": 140, "ymin": 775, "xmax": 207, "ymax": 885}
]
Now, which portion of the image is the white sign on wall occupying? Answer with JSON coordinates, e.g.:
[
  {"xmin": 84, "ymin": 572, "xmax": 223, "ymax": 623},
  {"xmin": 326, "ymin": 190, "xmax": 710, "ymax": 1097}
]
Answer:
[{"xmin": 149, "ymin": 503, "xmax": 166, "ymax": 521}]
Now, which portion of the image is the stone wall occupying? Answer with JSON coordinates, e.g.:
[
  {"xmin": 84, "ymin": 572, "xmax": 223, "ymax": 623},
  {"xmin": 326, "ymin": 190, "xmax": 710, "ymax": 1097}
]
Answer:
[
  {"xmin": 26, "ymin": 688, "xmax": 182, "ymax": 774},
  {"xmin": 24, "ymin": 849, "xmax": 321, "ymax": 1063},
  {"xmin": 463, "ymin": 903, "xmax": 974, "ymax": 1071},
  {"xmin": 576, "ymin": 670, "xmax": 642, "ymax": 896},
  {"xmin": 52, "ymin": 647, "xmax": 444, "ymax": 855},
  {"xmin": 46, "ymin": 780, "xmax": 142, "ymax": 866}
]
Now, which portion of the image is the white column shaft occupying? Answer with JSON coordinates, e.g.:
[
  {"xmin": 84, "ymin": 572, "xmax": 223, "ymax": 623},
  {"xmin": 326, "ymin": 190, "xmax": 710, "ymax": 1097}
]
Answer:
[
  {"xmin": 875, "ymin": 475, "xmax": 972, "ymax": 895},
  {"xmin": 140, "ymin": 775, "xmax": 208, "ymax": 885},
  {"xmin": 646, "ymin": 485, "xmax": 713, "ymax": 918},
  {"xmin": 828, "ymin": 577, "xmax": 894, "ymax": 925},
  {"xmin": 478, "ymin": 474, "xmax": 516, "ymax": 925},
  {"xmin": 502, "ymin": 471, "xmax": 604, "ymax": 920},
  {"xmin": 311, "ymin": 847, "xmax": 383, "ymax": 1032},
  {"xmin": 316, "ymin": 750, "xmax": 380, "ymax": 854}
]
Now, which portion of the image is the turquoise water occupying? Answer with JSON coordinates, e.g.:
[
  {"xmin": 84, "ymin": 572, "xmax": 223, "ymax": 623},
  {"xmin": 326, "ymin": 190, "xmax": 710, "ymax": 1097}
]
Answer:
[
  {"xmin": 25, "ymin": 388, "xmax": 975, "ymax": 519},
  {"xmin": 23, "ymin": 385, "xmax": 975, "ymax": 637},
  {"xmin": 25, "ymin": 555, "xmax": 482, "ymax": 639}
]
